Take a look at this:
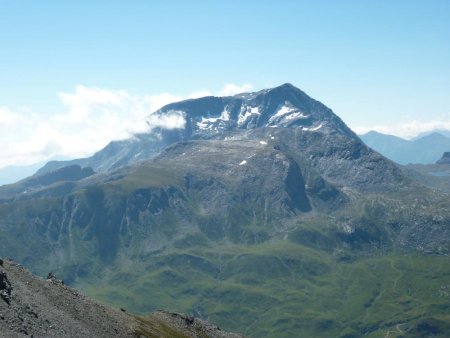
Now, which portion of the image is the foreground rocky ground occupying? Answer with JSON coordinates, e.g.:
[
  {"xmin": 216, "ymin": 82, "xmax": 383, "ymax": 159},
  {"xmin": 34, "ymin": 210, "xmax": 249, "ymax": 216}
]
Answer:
[{"xmin": 0, "ymin": 258, "xmax": 243, "ymax": 338}]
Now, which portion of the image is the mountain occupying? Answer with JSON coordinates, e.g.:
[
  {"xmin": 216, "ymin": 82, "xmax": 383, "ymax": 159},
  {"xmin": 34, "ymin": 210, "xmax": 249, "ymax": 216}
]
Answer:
[
  {"xmin": 0, "ymin": 258, "xmax": 243, "ymax": 337},
  {"xmin": 0, "ymin": 84, "xmax": 449, "ymax": 337},
  {"xmin": 0, "ymin": 164, "xmax": 95, "ymax": 201},
  {"xmin": 360, "ymin": 130, "xmax": 450, "ymax": 164},
  {"xmin": 0, "ymin": 162, "xmax": 44, "ymax": 186},
  {"xmin": 0, "ymin": 156, "xmax": 73, "ymax": 186},
  {"xmin": 412, "ymin": 129, "xmax": 450, "ymax": 140},
  {"xmin": 37, "ymin": 83, "xmax": 358, "ymax": 175},
  {"xmin": 401, "ymin": 152, "xmax": 450, "ymax": 193}
]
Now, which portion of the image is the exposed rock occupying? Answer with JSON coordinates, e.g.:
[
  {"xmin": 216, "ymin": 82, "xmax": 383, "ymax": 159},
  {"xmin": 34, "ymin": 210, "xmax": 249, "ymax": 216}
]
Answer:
[
  {"xmin": 46, "ymin": 272, "xmax": 64, "ymax": 285},
  {"xmin": 436, "ymin": 152, "xmax": 450, "ymax": 164},
  {"xmin": 150, "ymin": 310, "xmax": 243, "ymax": 338},
  {"xmin": 0, "ymin": 271, "xmax": 12, "ymax": 305}
]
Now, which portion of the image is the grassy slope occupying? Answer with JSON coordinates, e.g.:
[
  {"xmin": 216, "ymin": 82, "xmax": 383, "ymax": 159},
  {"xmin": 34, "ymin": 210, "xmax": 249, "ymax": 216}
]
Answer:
[
  {"xmin": 1, "ymin": 163, "xmax": 449, "ymax": 337},
  {"xmin": 78, "ymin": 238, "xmax": 450, "ymax": 338}
]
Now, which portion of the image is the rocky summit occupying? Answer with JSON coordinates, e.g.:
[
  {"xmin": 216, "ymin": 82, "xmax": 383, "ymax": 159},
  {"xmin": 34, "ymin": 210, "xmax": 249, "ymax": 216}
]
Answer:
[{"xmin": 0, "ymin": 84, "xmax": 449, "ymax": 337}]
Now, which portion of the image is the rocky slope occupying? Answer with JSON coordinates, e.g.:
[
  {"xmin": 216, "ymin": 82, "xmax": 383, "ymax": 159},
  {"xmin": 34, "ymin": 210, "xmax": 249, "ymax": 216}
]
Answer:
[{"xmin": 0, "ymin": 258, "xmax": 243, "ymax": 338}]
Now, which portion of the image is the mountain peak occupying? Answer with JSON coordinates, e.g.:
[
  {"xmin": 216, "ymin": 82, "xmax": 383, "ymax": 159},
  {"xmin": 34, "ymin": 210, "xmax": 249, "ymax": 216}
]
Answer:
[
  {"xmin": 36, "ymin": 83, "xmax": 358, "ymax": 174},
  {"xmin": 241, "ymin": 82, "xmax": 304, "ymax": 100},
  {"xmin": 272, "ymin": 82, "xmax": 298, "ymax": 91},
  {"xmin": 263, "ymin": 82, "xmax": 307, "ymax": 98},
  {"xmin": 420, "ymin": 132, "xmax": 448, "ymax": 141},
  {"xmin": 155, "ymin": 83, "xmax": 356, "ymax": 139}
]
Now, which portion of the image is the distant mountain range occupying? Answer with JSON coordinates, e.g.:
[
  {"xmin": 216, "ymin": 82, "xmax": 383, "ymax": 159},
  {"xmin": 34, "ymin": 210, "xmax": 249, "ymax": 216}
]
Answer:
[
  {"xmin": 0, "ymin": 156, "xmax": 72, "ymax": 186},
  {"xmin": 0, "ymin": 84, "xmax": 449, "ymax": 337},
  {"xmin": 412, "ymin": 129, "xmax": 450, "ymax": 140},
  {"xmin": 359, "ymin": 130, "xmax": 450, "ymax": 164},
  {"xmin": 0, "ymin": 162, "xmax": 44, "ymax": 186}
]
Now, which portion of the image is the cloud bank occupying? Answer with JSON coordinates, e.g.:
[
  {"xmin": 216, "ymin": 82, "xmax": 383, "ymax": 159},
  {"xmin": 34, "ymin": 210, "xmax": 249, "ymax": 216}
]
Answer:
[{"xmin": 0, "ymin": 83, "xmax": 253, "ymax": 168}]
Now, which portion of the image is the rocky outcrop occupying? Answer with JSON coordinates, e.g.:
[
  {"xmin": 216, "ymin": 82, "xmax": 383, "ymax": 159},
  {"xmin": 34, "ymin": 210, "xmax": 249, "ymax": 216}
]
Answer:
[
  {"xmin": 136, "ymin": 311, "xmax": 244, "ymax": 338},
  {"xmin": 0, "ymin": 270, "xmax": 12, "ymax": 305},
  {"xmin": 436, "ymin": 152, "xmax": 450, "ymax": 164}
]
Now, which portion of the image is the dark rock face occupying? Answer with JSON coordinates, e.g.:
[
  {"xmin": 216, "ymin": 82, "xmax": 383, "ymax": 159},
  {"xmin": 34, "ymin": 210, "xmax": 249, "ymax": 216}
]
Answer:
[
  {"xmin": 0, "ymin": 271, "xmax": 12, "ymax": 304},
  {"xmin": 39, "ymin": 165, "xmax": 94, "ymax": 185},
  {"xmin": 436, "ymin": 152, "xmax": 450, "ymax": 164},
  {"xmin": 23, "ymin": 164, "xmax": 94, "ymax": 188}
]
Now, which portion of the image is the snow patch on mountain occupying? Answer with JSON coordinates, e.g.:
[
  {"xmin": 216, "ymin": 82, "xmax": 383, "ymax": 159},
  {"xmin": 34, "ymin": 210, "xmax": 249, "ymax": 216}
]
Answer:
[
  {"xmin": 268, "ymin": 103, "xmax": 308, "ymax": 125},
  {"xmin": 302, "ymin": 124, "xmax": 323, "ymax": 131},
  {"xmin": 268, "ymin": 105, "xmax": 295, "ymax": 122},
  {"xmin": 196, "ymin": 109, "xmax": 231, "ymax": 130},
  {"xmin": 285, "ymin": 112, "xmax": 307, "ymax": 120},
  {"xmin": 238, "ymin": 105, "xmax": 260, "ymax": 127}
]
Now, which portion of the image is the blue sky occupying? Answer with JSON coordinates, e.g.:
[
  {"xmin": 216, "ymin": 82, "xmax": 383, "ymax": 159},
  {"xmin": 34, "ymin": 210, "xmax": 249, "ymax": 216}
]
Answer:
[{"xmin": 0, "ymin": 1, "xmax": 449, "ymax": 166}]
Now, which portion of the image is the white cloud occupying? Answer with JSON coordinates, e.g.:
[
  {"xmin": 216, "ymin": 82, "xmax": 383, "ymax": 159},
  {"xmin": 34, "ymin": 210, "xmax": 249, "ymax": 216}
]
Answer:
[
  {"xmin": 146, "ymin": 111, "xmax": 186, "ymax": 130},
  {"xmin": 0, "ymin": 87, "xmax": 183, "ymax": 168},
  {"xmin": 218, "ymin": 83, "xmax": 253, "ymax": 96},
  {"xmin": 353, "ymin": 119, "xmax": 450, "ymax": 139},
  {"xmin": 0, "ymin": 83, "xmax": 253, "ymax": 168},
  {"xmin": 147, "ymin": 92, "xmax": 183, "ymax": 112},
  {"xmin": 188, "ymin": 90, "xmax": 213, "ymax": 99},
  {"xmin": 0, "ymin": 107, "xmax": 20, "ymax": 125}
]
